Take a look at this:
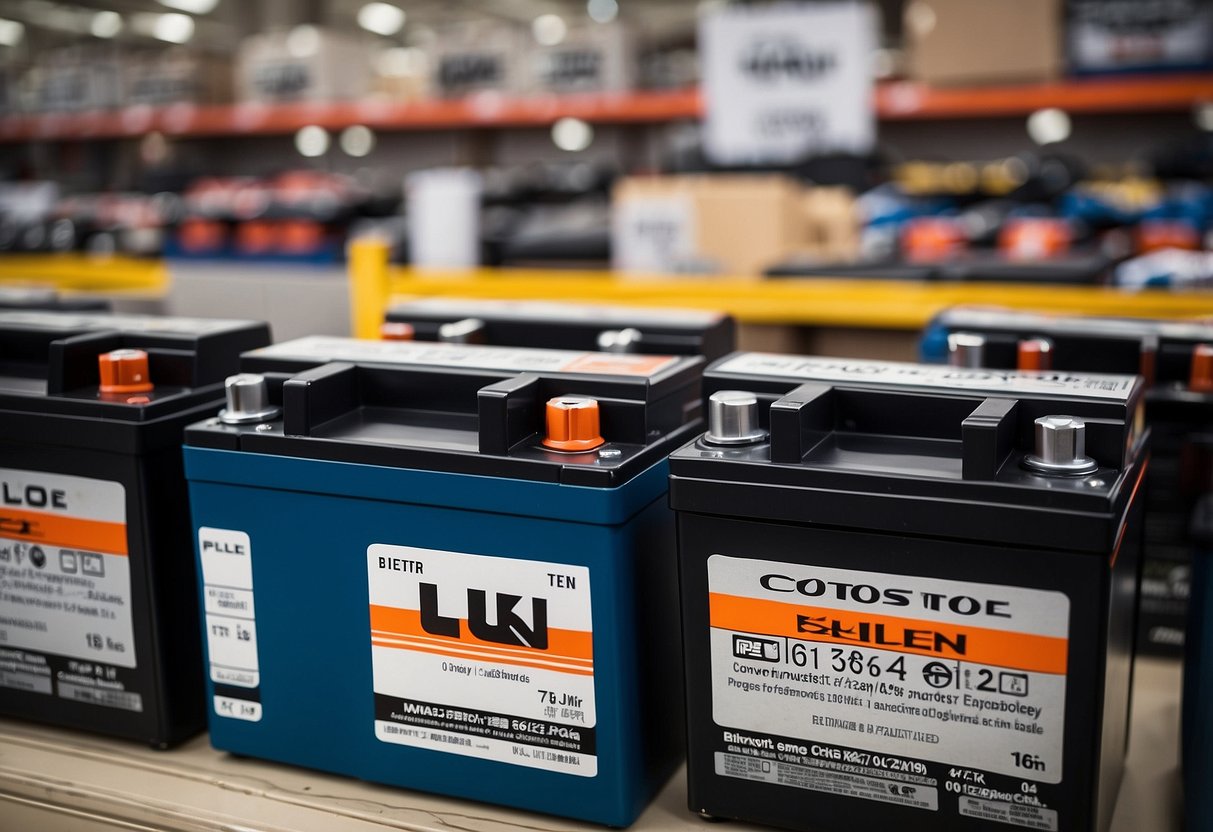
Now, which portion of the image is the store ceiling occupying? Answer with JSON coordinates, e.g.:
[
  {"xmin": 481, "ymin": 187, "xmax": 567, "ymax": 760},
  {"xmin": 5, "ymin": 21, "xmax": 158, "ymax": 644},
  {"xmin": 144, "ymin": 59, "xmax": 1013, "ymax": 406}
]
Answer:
[{"xmin": 0, "ymin": 0, "xmax": 706, "ymax": 52}]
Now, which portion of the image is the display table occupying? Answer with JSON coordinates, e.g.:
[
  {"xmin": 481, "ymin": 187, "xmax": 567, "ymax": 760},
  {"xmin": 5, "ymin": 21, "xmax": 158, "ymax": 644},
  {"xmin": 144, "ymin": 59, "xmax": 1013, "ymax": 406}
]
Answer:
[{"xmin": 0, "ymin": 657, "xmax": 1182, "ymax": 831}]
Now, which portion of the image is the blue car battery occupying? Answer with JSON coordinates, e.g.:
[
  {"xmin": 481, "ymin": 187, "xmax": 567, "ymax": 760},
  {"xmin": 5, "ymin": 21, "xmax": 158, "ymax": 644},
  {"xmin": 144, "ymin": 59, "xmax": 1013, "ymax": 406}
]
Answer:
[
  {"xmin": 182, "ymin": 336, "xmax": 703, "ymax": 825},
  {"xmin": 670, "ymin": 353, "xmax": 1147, "ymax": 832},
  {"xmin": 922, "ymin": 307, "xmax": 1213, "ymax": 655},
  {"xmin": 0, "ymin": 310, "xmax": 271, "ymax": 746},
  {"xmin": 383, "ymin": 297, "xmax": 735, "ymax": 361},
  {"xmin": 1185, "ymin": 488, "xmax": 1213, "ymax": 830}
]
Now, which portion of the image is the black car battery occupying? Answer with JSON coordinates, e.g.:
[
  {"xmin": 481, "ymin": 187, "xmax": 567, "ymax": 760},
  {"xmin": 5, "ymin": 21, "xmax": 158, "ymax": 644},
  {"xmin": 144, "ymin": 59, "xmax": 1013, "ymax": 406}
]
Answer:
[
  {"xmin": 0, "ymin": 310, "xmax": 271, "ymax": 746},
  {"xmin": 923, "ymin": 307, "xmax": 1213, "ymax": 654},
  {"xmin": 670, "ymin": 353, "xmax": 1147, "ymax": 832},
  {"xmin": 0, "ymin": 287, "xmax": 111, "ymax": 311},
  {"xmin": 383, "ymin": 297, "xmax": 735, "ymax": 360}
]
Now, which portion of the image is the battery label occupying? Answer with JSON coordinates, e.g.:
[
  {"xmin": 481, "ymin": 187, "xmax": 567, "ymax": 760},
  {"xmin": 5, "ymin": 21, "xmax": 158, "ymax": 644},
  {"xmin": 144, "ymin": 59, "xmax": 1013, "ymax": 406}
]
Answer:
[
  {"xmin": 0, "ymin": 310, "xmax": 255, "ymax": 335},
  {"xmin": 713, "ymin": 353, "xmax": 1136, "ymax": 400},
  {"xmin": 708, "ymin": 556, "xmax": 1069, "ymax": 795},
  {"xmin": 199, "ymin": 527, "xmax": 262, "ymax": 722},
  {"xmin": 367, "ymin": 544, "xmax": 596, "ymax": 776},
  {"xmin": 250, "ymin": 336, "xmax": 679, "ymax": 378},
  {"xmin": 0, "ymin": 468, "xmax": 141, "ymax": 712},
  {"xmin": 393, "ymin": 297, "xmax": 723, "ymax": 326}
]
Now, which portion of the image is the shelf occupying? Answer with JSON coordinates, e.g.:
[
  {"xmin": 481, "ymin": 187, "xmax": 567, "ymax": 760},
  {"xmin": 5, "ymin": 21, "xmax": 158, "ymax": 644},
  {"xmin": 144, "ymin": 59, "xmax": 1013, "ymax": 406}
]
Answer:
[
  {"xmin": 0, "ymin": 254, "xmax": 169, "ymax": 295},
  {"xmin": 2, "ymin": 72, "xmax": 1212, "ymax": 143},
  {"xmin": 0, "ymin": 656, "xmax": 1182, "ymax": 831},
  {"xmin": 874, "ymin": 72, "xmax": 1213, "ymax": 120},
  {"xmin": 347, "ymin": 242, "xmax": 1213, "ymax": 338}
]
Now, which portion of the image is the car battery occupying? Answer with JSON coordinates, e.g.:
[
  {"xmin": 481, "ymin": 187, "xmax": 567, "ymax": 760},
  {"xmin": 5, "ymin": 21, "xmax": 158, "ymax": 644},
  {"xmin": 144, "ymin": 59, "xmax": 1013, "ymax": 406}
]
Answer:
[
  {"xmin": 670, "ymin": 353, "xmax": 1147, "ymax": 832},
  {"xmin": 181, "ymin": 336, "xmax": 702, "ymax": 825},
  {"xmin": 0, "ymin": 287, "xmax": 111, "ymax": 311},
  {"xmin": 383, "ymin": 297, "xmax": 735, "ymax": 361},
  {"xmin": 921, "ymin": 307, "xmax": 1213, "ymax": 655},
  {"xmin": 1184, "ymin": 489, "xmax": 1213, "ymax": 830},
  {"xmin": 0, "ymin": 310, "xmax": 271, "ymax": 746}
]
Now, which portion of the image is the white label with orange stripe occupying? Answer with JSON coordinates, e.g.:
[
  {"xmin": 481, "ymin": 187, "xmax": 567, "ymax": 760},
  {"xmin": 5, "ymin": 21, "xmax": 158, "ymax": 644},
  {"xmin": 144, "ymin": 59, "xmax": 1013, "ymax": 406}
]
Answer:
[
  {"xmin": 0, "ymin": 468, "xmax": 135, "ymax": 675},
  {"xmin": 709, "ymin": 556, "xmax": 1069, "ymax": 785},
  {"xmin": 368, "ymin": 544, "xmax": 596, "ymax": 776}
]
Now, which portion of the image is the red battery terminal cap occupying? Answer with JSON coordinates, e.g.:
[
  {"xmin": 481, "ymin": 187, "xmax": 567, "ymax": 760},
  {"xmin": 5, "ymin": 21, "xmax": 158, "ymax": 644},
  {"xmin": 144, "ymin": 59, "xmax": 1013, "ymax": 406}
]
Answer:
[
  {"xmin": 1191, "ymin": 344, "xmax": 1213, "ymax": 393},
  {"xmin": 543, "ymin": 395, "xmax": 605, "ymax": 452},
  {"xmin": 380, "ymin": 322, "xmax": 416, "ymax": 341},
  {"xmin": 1017, "ymin": 338, "xmax": 1054, "ymax": 371},
  {"xmin": 98, "ymin": 349, "xmax": 154, "ymax": 394}
]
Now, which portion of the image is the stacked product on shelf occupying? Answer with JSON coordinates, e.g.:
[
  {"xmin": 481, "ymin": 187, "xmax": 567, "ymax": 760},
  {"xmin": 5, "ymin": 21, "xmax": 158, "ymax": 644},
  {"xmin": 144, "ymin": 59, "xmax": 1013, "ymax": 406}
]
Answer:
[
  {"xmin": 0, "ymin": 310, "xmax": 271, "ymax": 746},
  {"xmin": 182, "ymin": 336, "xmax": 702, "ymax": 824},
  {"xmin": 672, "ymin": 352, "xmax": 1147, "ymax": 832},
  {"xmin": 170, "ymin": 172, "xmax": 373, "ymax": 262},
  {"xmin": 920, "ymin": 307, "xmax": 1213, "ymax": 655}
]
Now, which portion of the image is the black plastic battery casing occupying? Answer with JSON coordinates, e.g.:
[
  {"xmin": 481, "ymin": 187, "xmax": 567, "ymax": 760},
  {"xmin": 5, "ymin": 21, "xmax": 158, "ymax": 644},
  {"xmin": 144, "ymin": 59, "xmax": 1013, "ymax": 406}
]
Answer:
[
  {"xmin": 925, "ymin": 307, "xmax": 1213, "ymax": 654},
  {"xmin": 0, "ymin": 310, "xmax": 270, "ymax": 746},
  {"xmin": 385, "ymin": 297, "xmax": 735, "ymax": 360},
  {"xmin": 671, "ymin": 353, "xmax": 1147, "ymax": 832}
]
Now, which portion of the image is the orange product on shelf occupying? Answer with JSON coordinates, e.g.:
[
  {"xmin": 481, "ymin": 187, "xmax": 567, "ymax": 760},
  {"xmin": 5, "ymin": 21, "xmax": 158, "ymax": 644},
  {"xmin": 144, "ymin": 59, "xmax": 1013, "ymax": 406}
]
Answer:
[
  {"xmin": 1137, "ymin": 220, "xmax": 1201, "ymax": 254},
  {"xmin": 236, "ymin": 220, "xmax": 279, "ymax": 255},
  {"xmin": 902, "ymin": 217, "xmax": 967, "ymax": 262},
  {"xmin": 999, "ymin": 218, "xmax": 1071, "ymax": 260},
  {"xmin": 178, "ymin": 218, "xmax": 227, "ymax": 253},
  {"xmin": 279, "ymin": 220, "xmax": 325, "ymax": 255}
]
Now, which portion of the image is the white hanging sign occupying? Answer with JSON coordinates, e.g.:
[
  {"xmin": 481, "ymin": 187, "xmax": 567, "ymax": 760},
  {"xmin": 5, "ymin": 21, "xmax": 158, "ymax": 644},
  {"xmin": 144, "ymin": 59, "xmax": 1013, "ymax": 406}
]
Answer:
[{"xmin": 699, "ymin": 2, "xmax": 877, "ymax": 165}]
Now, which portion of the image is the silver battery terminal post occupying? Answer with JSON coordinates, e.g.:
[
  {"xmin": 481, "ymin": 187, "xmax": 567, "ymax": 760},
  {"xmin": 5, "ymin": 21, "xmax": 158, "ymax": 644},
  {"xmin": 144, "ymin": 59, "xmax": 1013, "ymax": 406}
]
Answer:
[
  {"xmin": 1023, "ymin": 415, "xmax": 1099, "ymax": 476},
  {"xmin": 219, "ymin": 373, "xmax": 281, "ymax": 425},
  {"xmin": 597, "ymin": 327, "xmax": 643, "ymax": 354},
  {"xmin": 704, "ymin": 390, "xmax": 768, "ymax": 446},
  {"xmin": 438, "ymin": 318, "xmax": 486, "ymax": 344},
  {"xmin": 947, "ymin": 332, "xmax": 986, "ymax": 368}
]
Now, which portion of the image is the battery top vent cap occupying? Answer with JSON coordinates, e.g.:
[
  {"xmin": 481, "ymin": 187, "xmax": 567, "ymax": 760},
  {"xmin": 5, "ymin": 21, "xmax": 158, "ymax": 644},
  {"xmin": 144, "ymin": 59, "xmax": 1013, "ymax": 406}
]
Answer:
[
  {"xmin": 1024, "ymin": 415, "xmax": 1098, "ymax": 476},
  {"xmin": 543, "ymin": 395, "xmax": 605, "ymax": 452},
  {"xmin": 98, "ymin": 349, "xmax": 154, "ymax": 394}
]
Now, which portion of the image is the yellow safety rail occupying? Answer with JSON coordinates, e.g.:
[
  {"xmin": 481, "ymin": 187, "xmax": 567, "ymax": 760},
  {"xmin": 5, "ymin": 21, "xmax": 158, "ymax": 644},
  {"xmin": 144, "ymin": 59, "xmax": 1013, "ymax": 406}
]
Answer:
[
  {"xmin": 348, "ymin": 238, "xmax": 1213, "ymax": 338},
  {"xmin": 0, "ymin": 254, "xmax": 169, "ymax": 295}
]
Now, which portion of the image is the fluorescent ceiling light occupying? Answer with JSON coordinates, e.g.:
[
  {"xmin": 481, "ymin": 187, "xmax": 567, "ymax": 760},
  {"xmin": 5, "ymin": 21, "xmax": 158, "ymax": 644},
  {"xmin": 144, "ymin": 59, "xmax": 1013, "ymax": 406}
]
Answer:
[
  {"xmin": 90, "ymin": 11, "xmax": 123, "ymax": 38},
  {"xmin": 0, "ymin": 19, "xmax": 25, "ymax": 46},
  {"xmin": 532, "ymin": 14, "xmax": 567, "ymax": 46},
  {"xmin": 358, "ymin": 3, "xmax": 406, "ymax": 37},
  {"xmin": 587, "ymin": 0, "xmax": 618, "ymax": 24},
  {"xmin": 158, "ymin": 0, "xmax": 219, "ymax": 14}
]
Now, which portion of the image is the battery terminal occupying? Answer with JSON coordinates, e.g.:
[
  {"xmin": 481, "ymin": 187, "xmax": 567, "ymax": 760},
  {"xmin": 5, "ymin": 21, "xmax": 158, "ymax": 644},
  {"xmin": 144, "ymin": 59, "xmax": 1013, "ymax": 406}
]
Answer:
[
  {"xmin": 543, "ymin": 395, "xmax": 605, "ymax": 452},
  {"xmin": 98, "ymin": 349, "xmax": 154, "ymax": 394}
]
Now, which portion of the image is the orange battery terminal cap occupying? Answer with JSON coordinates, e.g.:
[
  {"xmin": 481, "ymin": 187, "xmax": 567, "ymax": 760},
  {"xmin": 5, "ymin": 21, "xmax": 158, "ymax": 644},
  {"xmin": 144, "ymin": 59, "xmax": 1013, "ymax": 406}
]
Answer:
[
  {"xmin": 1017, "ymin": 338, "xmax": 1054, "ymax": 371},
  {"xmin": 380, "ymin": 321, "xmax": 416, "ymax": 341},
  {"xmin": 1191, "ymin": 344, "xmax": 1213, "ymax": 393},
  {"xmin": 99, "ymin": 349, "xmax": 154, "ymax": 394},
  {"xmin": 543, "ymin": 396, "xmax": 605, "ymax": 452}
]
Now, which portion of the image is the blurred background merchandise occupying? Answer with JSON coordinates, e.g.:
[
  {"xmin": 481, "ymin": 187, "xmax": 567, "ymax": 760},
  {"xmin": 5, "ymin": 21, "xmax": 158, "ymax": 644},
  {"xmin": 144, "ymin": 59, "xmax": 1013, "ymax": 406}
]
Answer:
[{"xmin": 0, "ymin": 0, "xmax": 1208, "ymax": 288}]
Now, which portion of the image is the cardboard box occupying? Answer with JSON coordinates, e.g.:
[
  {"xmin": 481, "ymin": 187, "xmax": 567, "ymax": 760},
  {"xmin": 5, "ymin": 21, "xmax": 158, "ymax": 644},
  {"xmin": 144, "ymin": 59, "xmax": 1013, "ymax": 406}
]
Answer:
[
  {"xmin": 126, "ymin": 48, "xmax": 232, "ymax": 106},
  {"xmin": 428, "ymin": 22, "xmax": 528, "ymax": 98},
  {"xmin": 800, "ymin": 187, "xmax": 860, "ymax": 262},
  {"xmin": 530, "ymin": 22, "xmax": 635, "ymax": 94},
  {"xmin": 904, "ymin": 0, "xmax": 1062, "ymax": 86},
  {"xmin": 27, "ymin": 46, "xmax": 124, "ymax": 112},
  {"xmin": 612, "ymin": 175, "xmax": 805, "ymax": 276},
  {"xmin": 236, "ymin": 28, "xmax": 371, "ymax": 103}
]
